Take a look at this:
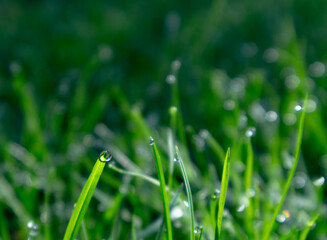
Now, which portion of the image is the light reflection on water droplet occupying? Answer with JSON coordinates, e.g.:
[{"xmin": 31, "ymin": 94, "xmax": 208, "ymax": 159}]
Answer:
[
  {"xmin": 265, "ymin": 111, "xmax": 278, "ymax": 122},
  {"xmin": 173, "ymin": 158, "xmax": 179, "ymax": 163},
  {"xmin": 171, "ymin": 206, "xmax": 183, "ymax": 220},
  {"xmin": 212, "ymin": 189, "xmax": 221, "ymax": 200},
  {"xmin": 166, "ymin": 74, "xmax": 176, "ymax": 84},
  {"xmin": 313, "ymin": 176, "xmax": 325, "ymax": 187},
  {"xmin": 276, "ymin": 214, "xmax": 286, "ymax": 223},
  {"xmin": 246, "ymin": 188, "xmax": 256, "ymax": 198},
  {"xmin": 236, "ymin": 204, "xmax": 246, "ymax": 212},
  {"xmin": 27, "ymin": 220, "xmax": 39, "ymax": 237},
  {"xmin": 169, "ymin": 106, "xmax": 177, "ymax": 115},
  {"xmin": 245, "ymin": 127, "xmax": 256, "ymax": 138},
  {"xmin": 149, "ymin": 136, "xmax": 154, "ymax": 146},
  {"xmin": 223, "ymin": 99, "xmax": 235, "ymax": 111},
  {"xmin": 194, "ymin": 226, "xmax": 202, "ymax": 234},
  {"xmin": 183, "ymin": 200, "xmax": 189, "ymax": 208},
  {"xmin": 294, "ymin": 105, "xmax": 302, "ymax": 111},
  {"xmin": 199, "ymin": 129, "xmax": 209, "ymax": 139},
  {"xmin": 99, "ymin": 150, "xmax": 112, "ymax": 162}
]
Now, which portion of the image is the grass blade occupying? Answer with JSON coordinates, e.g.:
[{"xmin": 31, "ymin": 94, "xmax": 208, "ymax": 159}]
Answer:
[
  {"xmin": 263, "ymin": 95, "xmax": 308, "ymax": 240},
  {"xmin": 299, "ymin": 214, "xmax": 319, "ymax": 240},
  {"xmin": 63, "ymin": 151, "xmax": 111, "ymax": 240},
  {"xmin": 150, "ymin": 138, "xmax": 173, "ymax": 240},
  {"xmin": 175, "ymin": 146, "xmax": 195, "ymax": 240},
  {"xmin": 216, "ymin": 148, "xmax": 231, "ymax": 239}
]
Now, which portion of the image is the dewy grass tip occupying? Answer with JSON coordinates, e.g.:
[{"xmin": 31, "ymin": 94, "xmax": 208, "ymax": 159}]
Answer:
[
  {"xmin": 63, "ymin": 151, "xmax": 111, "ymax": 240},
  {"xmin": 150, "ymin": 137, "xmax": 173, "ymax": 240}
]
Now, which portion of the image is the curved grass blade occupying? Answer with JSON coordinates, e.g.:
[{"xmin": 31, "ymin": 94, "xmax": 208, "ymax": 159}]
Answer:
[
  {"xmin": 299, "ymin": 214, "xmax": 319, "ymax": 240},
  {"xmin": 216, "ymin": 148, "xmax": 231, "ymax": 239},
  {"xmin": 175, "ymin": 146, "xmax": 195, "ymax": 240},
  {"xmin": 150, "ymin": 138, "xmax": 173, "ymax": 240},
  {"xmin": 63, "ymin": 151, "xmax": 111, "ymax": 240},
  {"xmin": 263, "ymin": 95, "xmax": 308, "ymax": 240}
]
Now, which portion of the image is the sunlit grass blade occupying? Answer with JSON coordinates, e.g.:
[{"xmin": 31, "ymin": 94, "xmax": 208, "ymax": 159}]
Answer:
[
  {"xmin": 63, "ymin": 151, "xmax": 111, "ymax": 240},
  {"xmin": 175, "ymin": 146, "xmax": 195, "ymax": 240},
  {"xmin": 299, "ymin": 214, "xmax": 319, "ymax": 240},
  {"xmin": 150, "ymin": 138, "xmax": 173, "ymax": 240},
  {"xmin": 216, "ymin": 148, "xmax": 231, "ymax": 239},
  {"xmin": 263, "ymin": 95, "xmax": 308, "ymax": 240}
]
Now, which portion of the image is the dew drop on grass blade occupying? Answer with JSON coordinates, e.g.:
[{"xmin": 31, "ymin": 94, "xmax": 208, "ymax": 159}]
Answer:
[
  {"xmin": 63, "ymin": 150, "xmax": 111, "ymax": 240},
  {"xmin": 150, "ymin": 137, "xmax": 173, "ymax": 240},
  {"xmin": 263, "ymin": 95, "xmax": 308, "ymax": 240}
]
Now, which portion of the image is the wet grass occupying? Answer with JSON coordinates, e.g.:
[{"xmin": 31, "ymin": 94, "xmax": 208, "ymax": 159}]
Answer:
[{"xmin": 1, "ymin": 1, "xmax": 327, "ymax": 239}]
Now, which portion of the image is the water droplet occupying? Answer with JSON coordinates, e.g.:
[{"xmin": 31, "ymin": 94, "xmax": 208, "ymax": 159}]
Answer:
[
  {"xmin": 249, "ymin": 102, "xmax": 266, "ymax": 123},
  {"xmin": 285, "ymin": 75, "xmax": 300, "ymax": 89},
  {"xmin": 98, "ymin": 44, "xmax": 113, "ymax": 61},
  {"xmin": 212, "ymin": 189, "xmax": 221, "ymax": 199},
  {"xmin": 169, "ymin": 106, "xmax": 177, "ymax": 115},
  {"xmin": 149, "ymin": 136, "xmax": 154, "ymax": 146},
  {"xmin": 166, "ymin": 74, "xmax": 176, "ymax": 84},
  {"xmin": 27, "ymin": 220, "xmax": 39, "ymax": 237},
  {"xmin": 239, "ymin": 114, "xmax": 248, "ymax": 128},
  {"xmin": 308, "ymin": 61, "xmax": 325, "ymax": 77},
  {"xmin": 9, "ymin": 61, "xmax": 22, "ymax": 74},
  {"xmin": 171, "ymin": 206, "xmax": 183, "ymax": 220},
  {"xmin": 246, "ymin": 188, "xmax": 256, "ymax": 198},
  {"xmin": 183, "ymin": 200, "xmax": 189, "ymax": 208},
  {"xmin": 108, "ymin": 161, "xmax": 116, "ymax": 168},
  {"xmin": 194, "ymin": 226, "xmax": 202, "ymax": 234},
  {"xmin": 223, "ymin": 99, "xmax": 235, "ymax": 111},
  {"xmin": 171, "ymin": 60, "xmax": 181, "ymax": 72},
  {"xmin": 283, "ymin": 113, "xmax": 297, "ymax": 126},
  {"xmin": 236, "ymin": 204, "xmax": 246, "ymax": 212},
  {"xmin": 293, "ymin": 174, "xmax": 306, "ymax": 189},
  {"xmin": 263, "ymin": 48, "xmax": 279, "ymax": 63},
  {"xmin": 313, "ymin": 176, "xmax": 325, "ymax": 187},
  {"xmin": 199, "ymin": 129, "xmax": 209, "ymax": 140},
  {"xmin": 265, "ymin": 111, "xmax": 278, "ymax": 122},
  {"xmin": 294, "ymin": 105, "xmax": 302, "ymax": 111},
  {"xmin": 99, "ymin": 150, "xmax": 112, "ymax": 162},
  {"xmin": 173, "ymin": 157, "xmax": 179, "ymax": 163},
  {"xmin": 305, "ymin": 99, "xmax": 317, "ymax": 113},
  {"xmin": 276, "ymin": 214, "xmax": 286, "ymax": 223},
  {"xmin": 245, "ymin": 127, "xmax": 256, "ymax": 138}
]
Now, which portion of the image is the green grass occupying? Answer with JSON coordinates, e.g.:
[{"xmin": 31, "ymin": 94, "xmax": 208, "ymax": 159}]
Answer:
[
  {"xmin": 151, "ymin": 138, "xmax": 173, "ymax": 240},
  {"xmin": 1, "ymin": 1, "xmax": 327, "ymax": 239},
  {"xmin": 216, "ymin": 148, "xmax": 231, "ymax": 239},
  {"xmin": 175, "ymin": 146, "xmax": 195, "ymax": 240},
  {"xmin": 63, "ymin": 151, "xmax": 110, "ymax": 240},
  {"xmin": 263, "ymin": 95, "xmax": 308, "ymax": 240}
]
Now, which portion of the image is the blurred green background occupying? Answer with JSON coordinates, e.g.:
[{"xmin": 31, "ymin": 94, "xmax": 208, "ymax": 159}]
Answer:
[{"xmin": 1, "ymin": 0, "xmax": 327, "ymax": 239}]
